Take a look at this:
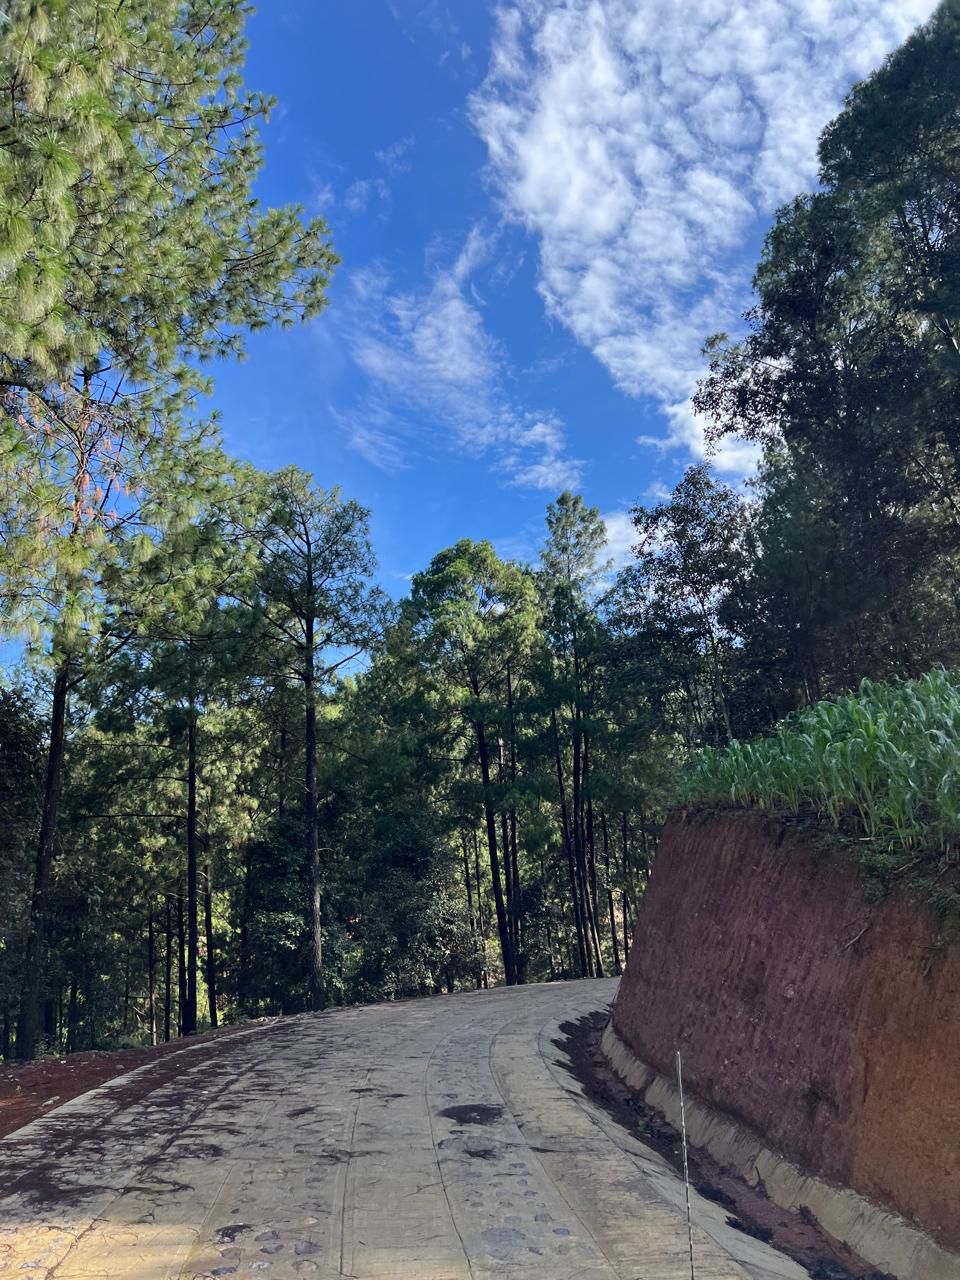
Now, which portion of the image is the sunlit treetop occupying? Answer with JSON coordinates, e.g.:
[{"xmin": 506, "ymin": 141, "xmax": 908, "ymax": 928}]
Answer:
[{"xmin": 0, "ymin": 0, "xmax": 338, "ymax": 405}]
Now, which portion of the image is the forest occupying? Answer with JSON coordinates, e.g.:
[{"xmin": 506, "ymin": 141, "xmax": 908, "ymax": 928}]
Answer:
[{"xmin": 1, "ymin": 1, "xmax": 959, "ymax": 1059}]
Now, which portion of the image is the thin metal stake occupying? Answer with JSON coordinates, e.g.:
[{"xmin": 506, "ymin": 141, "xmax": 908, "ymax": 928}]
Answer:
[{"xmin": 675, "ymin": 1049, "xmax": 696, "ymax": 1280}]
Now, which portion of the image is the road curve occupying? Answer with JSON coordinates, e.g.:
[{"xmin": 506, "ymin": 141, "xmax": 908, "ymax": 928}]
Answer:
[{"xmin": 0, "ymin": 979, "xmax": 806, "ymax": 1280}]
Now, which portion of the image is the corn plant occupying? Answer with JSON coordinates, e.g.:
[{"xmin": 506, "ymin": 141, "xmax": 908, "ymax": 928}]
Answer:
[{"xmin": 680, "ymin": 669, "xmax": 960, "ymax": 856}]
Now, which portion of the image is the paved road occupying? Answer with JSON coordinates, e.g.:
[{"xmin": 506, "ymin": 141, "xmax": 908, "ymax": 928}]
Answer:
[{"xmin": 0, "ymin": 980, "xmax": 806, "ymax": 1280}]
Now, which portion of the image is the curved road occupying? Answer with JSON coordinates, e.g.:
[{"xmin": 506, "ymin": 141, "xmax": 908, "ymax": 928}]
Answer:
[{"xmin": 0, "ymin": 980, "xmax": 805, "ymax": 1280}]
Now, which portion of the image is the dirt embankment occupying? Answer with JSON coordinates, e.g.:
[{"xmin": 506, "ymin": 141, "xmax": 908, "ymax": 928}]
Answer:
[{"xmin": 611, "ymin": 809, "xmax": 960, "ymax": 1252}]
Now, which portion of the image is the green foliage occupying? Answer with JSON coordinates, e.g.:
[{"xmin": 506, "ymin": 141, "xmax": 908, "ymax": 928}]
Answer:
[
  {"xmin": 0, "ymin": 0, "xmax": 337, "ymax": 396},
  {"xmin": 682, "ymin": 669, "xmax": 960, "ymax": 874},
  {"xmin": 7, "ymin": 0, "xmax": 960, "ymax": 1061}
]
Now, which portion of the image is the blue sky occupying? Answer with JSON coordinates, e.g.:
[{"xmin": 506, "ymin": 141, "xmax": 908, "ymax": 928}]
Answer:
[{"xmin": 207, "ymin": 0, "xmax": 935, "ymax": 589}]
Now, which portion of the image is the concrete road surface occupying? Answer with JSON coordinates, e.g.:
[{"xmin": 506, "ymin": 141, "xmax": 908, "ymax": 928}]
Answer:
[{"xmin": 0, "ymin": 979, "xmax": 807, "ymax": 1280}]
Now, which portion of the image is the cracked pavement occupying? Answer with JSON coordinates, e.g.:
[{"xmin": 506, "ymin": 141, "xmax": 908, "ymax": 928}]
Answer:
[{"xmin": 0, "ymin": 979, "xmax": 808, "ymax": 1280}]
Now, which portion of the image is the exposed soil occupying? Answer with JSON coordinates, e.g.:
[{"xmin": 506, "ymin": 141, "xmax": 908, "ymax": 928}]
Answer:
[
  {"xmin": 555, "ymin": 1009, "xmax": 894, "ymax": 1280},
  {"xmin": 612, "ymin": 808, "xmax": 960, "ymax": 1251},
  {"xmin": 0, "ymin": 1019, "xmax": 276, "ymax": 1140}
]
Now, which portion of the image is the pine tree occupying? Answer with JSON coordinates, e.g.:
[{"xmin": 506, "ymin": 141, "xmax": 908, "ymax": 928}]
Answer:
[
  {"xmin": 0, "ymin": 1, "xmax": 337, "ymax": 399},
  {"xmin": 250, "ymin": 470, "xmax": 383, "ymax": 1011},
  {"xmin": 0, "ymin": 2, "xmax": 338, "ymax": 1058}
]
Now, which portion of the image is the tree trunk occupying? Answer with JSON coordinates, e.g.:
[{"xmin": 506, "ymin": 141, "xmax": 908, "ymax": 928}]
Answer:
[
  {"xmin": 177, "ymin": 881, "xmax": 186, "ymax": 1037},
  {"xmin": 474, "ymin": 719, "xmax": 514, "ymax": 985},
  {"xmin": 570, "ymin": 710, "xmax": 598, "ymax": 978},
  {"xmin": 551, "ymin": 708, "xmax": 588, "ymax": 976},
  {"xmin": 148, "ymin": 908, "xmax": 157, "ymax": 1046},
  {"xmin": 498, "ymin": 792, "xmax": 515, "ymax": 976},
  {"xmin": 43, "ymin": 996, "xmax": 56, "ymax": 1045},
  {"xmin": 473, "ymin": 834, "xmax": 489, "ymax": 989},
  {"xmin": 506, "ymin": 664, "xmax": 523, "ymax": 982},
  {"xmin": 621, "ymin": 811, "xmax": 634, "ymax": 958},
  {"xmin": 304, "ymin": 622, "xmax": 325, "ymax": 1011},
  {"xmin": 584, "ymin": 783, "xmax": 605, "ymax": 978},
  {"xmin": 600, "ymin": 812, "xmax": 621, "ymax": 976},
  {"xmin": 164, "ymin": 894, "xmax": 173, "ymax": 1042},
  {"xmin": 462, "ymin": 836, "xmax": 482, "ymax": 989},
  {"xmin": 183, "ymin": 704, "xmax": 199, "ymax": 1036},
  {"xmin": 17, "ymin": 660, "xmax": 70, "ymax": 1059},
  {"xmin": 278, "ymin": 710, "xmax": 287, "ymax": 819},
  {"xmin": 204, "ymin": 862, "xmax": 218, "ymax": 1030},
  {"xmin": 122, "ymin": 948, "xmax": 131, "ymax": 1036}
]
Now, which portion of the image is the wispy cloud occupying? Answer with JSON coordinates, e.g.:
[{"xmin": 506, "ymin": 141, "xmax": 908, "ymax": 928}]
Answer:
[
  {"xmin": 313, "ymin": 136, "xmax": 415, "ymax": 220},
  {"xmin": 601, "ymin": 510, "xmax": 635, "ymax": 568},
  {"xmin": 376, "ymin": 136, "xmax": 416, "ymax": 174},
  {"xmin": 470, "ymin": 0, "xmax": 936, "ymax": 472},
  {"xmin": 333, "ymin": 227, "xmax": 584, "ymax": 490},
  {"xmin": 343, "ymin": 177, "xmax": 391, "ymax": 215}
]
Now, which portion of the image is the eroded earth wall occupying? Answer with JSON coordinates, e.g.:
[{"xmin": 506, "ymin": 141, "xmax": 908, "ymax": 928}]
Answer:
[{"xmin": 611, "ymin": 809, "xmax": 960, "ymax": 1251}]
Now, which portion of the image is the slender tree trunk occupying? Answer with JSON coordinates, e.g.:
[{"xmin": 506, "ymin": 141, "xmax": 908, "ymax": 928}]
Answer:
[
  {"xmin": 570, "ymin": 710, "xmax": 598, "ymax": 977},
  {"xmin": 584, "ymin": 780, "xmax": 604, "ymax": 977},
  {"xmin": 88, "ymin": 985, "xmax": 98, "ymax": 1050},
  {"xmin": 510, "ymin": 810, "xmax": 522, "ymax": 980},
  {"xmin": 42, "ymin": 997, "xmax": 56, "ymax": 1045},
  {"xmin": 65, "ymin": 979, "xmax": 79, "ymax": 1053},
  {"xmin": 183, "ymin": 702, "xmax": 199, "ymax": 1036},
  {"xmin": 540, "ymin": 850, "xmax": 557, "ymax": 980},
  {"xmin": 122, "ymin": 948, "xmax": 131, "ymax": 1035},
  {"xmin": 551, "ymin": 708, "xmax": 588, "ymax": 976},
  {"xmin": 238, "ymin": 846, "xmax": 253, "ymax": 1010},
  {"xmin": 497, "ymin": 763, "xmax": 516, "ymax": 974},
  {"xmin": 496, "ymin": 729, "xmax": 521, "ymax": 978},
  {"xmin": 462, "ymin": 836, "xmax": 481, "ymax": 989},
  {"xmin": 304, "ymin": 622, "xmax": 325, "ymax": 1012},
  {"xmin": 474, "ymin": 719, "xmax": 514, "ymax": 984},
  {"xmin": 621, "ymin": 811, "xmax": 634, "ymax": 957},
  {"xmin": 600, "ymin": 812, "xmax": 621, "ymax": 976},
  {"xmin": 473, "ymin": 834, "xmax": 489, "ymax": 988},
  {"xmin": 204, "ymin": 862, "xmax": 218, "ymax": 1030},
  {"xmin": 17, "ymin": 660, "xmax": 70, "ymax": 1059},
  {"xmin": 278, "ymin": 711, "xmax": 287, "ymax": 819},
  {"xmin": 147, "ymin": 908, "xmax": 157, "ymax": 1046},
  {"xmin": 177, "ymin": 881, "xmax": 186, "ymax": 1037},
  {"xmin": 1, "ymin": 1009, "xmax": 9, "ymax": 1061},
  {"xmin": 164, "ymin": 894, "xmax": 173, "ymax": 1042},
  {"xmin": 506, "ymin": 664, "xmax": 523, "ymax": 982}
]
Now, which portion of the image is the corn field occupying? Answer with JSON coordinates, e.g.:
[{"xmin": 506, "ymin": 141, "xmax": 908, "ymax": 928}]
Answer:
[{"xmin": 681, "ymin": 669, "xmax": 960, "ymax": 856}]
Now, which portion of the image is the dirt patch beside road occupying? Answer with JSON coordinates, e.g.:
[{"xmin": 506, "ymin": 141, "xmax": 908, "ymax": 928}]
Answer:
[{"xmin": 0, "ymin": 1020, "xmax": 274, "ymax": 1139}]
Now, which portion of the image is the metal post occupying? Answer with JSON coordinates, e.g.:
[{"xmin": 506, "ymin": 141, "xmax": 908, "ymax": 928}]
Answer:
[{"xmin": 675, "ymin": 1049, "xmax": 696, "ymax": 1280}]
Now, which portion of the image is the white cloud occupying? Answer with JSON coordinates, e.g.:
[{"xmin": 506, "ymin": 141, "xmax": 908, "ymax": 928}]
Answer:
[
  {"xmin": 376, "ymin": 136, "xmax": 416, "ymax": 174},
  {"xmin": 470, "ymin": 0, "xmax": 936, "ymax": 470},
  {"xmin": 334, "ymin": 229, "xmax": 584, "ymax": 491},
  {"xmin": 601, "ymin": 510, "xmax": 635, "ymax": 568},
  {"xmin": 344, "ymin": 177, "xmax": 390, "ymax": 215},
  {"xmin": 311, "ymin": 179, "xmax": 336, "ymax": 213}
]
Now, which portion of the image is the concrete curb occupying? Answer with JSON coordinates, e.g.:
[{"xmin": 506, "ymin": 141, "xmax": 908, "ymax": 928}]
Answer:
[{"xmin": 600, "ymin": 1020, "xmax": 960, "ymax": 1280}]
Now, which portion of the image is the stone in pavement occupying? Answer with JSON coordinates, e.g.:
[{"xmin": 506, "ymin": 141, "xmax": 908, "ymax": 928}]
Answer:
[{"xmin": 0, "ymin": 980, "xmax": 808, "ymax": 1280}]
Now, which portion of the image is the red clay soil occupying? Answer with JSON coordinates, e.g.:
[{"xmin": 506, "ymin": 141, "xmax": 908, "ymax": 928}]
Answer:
[
  {"xmin": 0, "ymin": 1021, "xmax": 272, "ymax": 1139},
  {"xmin": 612, "ymin": 808, "xmax": 960, "ymax": 1253}
]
